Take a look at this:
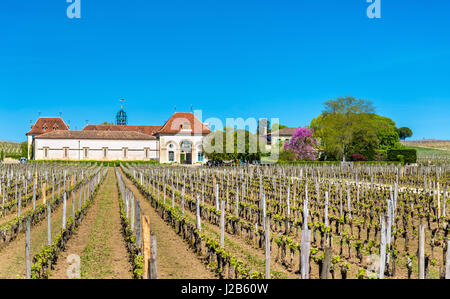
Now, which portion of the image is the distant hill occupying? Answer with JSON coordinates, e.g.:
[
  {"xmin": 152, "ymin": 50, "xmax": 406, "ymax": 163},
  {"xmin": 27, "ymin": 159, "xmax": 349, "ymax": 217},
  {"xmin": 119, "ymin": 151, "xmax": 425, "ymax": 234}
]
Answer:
[
  {"xmin": 402, "ymin": 140, "xmax": 450, "ymax": 151},
  {"xmin": 402, "ymin": 140, "xmax": 450, "ymax": 163}
]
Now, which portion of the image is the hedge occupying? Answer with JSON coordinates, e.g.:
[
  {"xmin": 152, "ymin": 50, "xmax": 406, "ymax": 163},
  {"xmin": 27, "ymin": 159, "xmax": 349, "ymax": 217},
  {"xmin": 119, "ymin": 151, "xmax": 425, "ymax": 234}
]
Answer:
[
  {"xmin": 30, "ymin": 160, "xmax": 160, "ymax": 167},
  {"xmin": 387, "ymin": 149, "xmax": 417, "ymax": 164},
  {"xmin": 276, "ymin": 160, "xmax": 401, "ymax": 165}
]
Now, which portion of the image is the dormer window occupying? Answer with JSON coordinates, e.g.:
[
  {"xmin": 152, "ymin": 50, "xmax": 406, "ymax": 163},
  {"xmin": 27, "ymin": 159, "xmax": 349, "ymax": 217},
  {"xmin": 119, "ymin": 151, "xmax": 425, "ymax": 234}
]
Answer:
[{"xmin": 180, "ymin": 121, "xmax": 191, "ymax": 131}]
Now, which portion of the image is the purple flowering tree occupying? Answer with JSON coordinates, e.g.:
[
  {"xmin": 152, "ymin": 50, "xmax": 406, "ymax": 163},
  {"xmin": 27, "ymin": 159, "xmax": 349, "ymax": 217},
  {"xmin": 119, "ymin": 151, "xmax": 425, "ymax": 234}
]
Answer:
[{"xmin": 284, "ymin": 127, "xmax": 318, "ymax": 160}]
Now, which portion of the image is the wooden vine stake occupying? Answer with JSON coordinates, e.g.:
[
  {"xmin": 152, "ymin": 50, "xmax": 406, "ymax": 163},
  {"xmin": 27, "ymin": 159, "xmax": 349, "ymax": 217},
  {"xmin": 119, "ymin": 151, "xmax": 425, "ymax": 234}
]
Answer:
[
  {"xmin": 142, "ymin": 215, "xmax": 151, "ymax": 279},
  {"xmin": 196, "ymin": 194, "xmax": 201, "ymax": 232},
  {"xmin": 235, "ymin": 187, "xmax": 239, "ymax": 217},
  {"xmin": 32, "ymin": 180, "xmax": 36, "ymax": 210},
  {"xmin": 262, "ymin": 193, "xmax": 266, "ymax": 230},
  {"xmin": 446, "ymin": 241, "xmax": 450, "ymax": 279},
  {"xmin": 215, "ymin": 184, "xmax": 219, "ymax": 211},
  {"xmin": 131, "ymin": 195, "xmax": 135, "ymax": 230},
  {"xmin": 379, "ymin": 215, "xmax": 386, "ymax": 279},
  {"xmin": 181, "ymin": 187, "xmax": 185, "ymax": 219},
  {"xmin": 42, "ymin": 182, "xmax": 47, "ymax": 205},
  {"xmin": 149, "ymin": 234, "xmax": 158, "ymax": 279},
  {"xmin": 47, "ymin": 198, "xmax": 51, "ymax": 245},
  {"xmin": 265, "ymin": 215, "xmax": 271, "ymax": 279},
  {"xmin": 437, "ymin": 182, "xmax": 441, "ymax": 219},
  {"xmin": 220, "ymin": 200, "xmax": 225, "ymax": 247},
  {"xmin": 320, "ymin": 247, "xmax": 332, "ymax": 279},
  {"xmin": 135, "ymin": 200, "xmax": 142, "ymax": 248},
  {"xmin": 78, "ymin": 185, "xmax": 82, "ymax": 211},
  {"xmin": 62, "ymin": 192, "xmax": 67, "ymax": 230},
  {"xmin": 25, "ymin": 216, "xmax": 31, "ymax": 279},
  {"xmin": 418, "ymin": 224, "xmax": 425, "ymax": 279},
  {"xmin": 443, "ymin": 184, "xmax": 447, "ymax": 218},
  {"xmin": 72, "ymin": 190, "xmax": 75, "ymax": 220},
  {"xmin": 17, "ymin": 191, "xmax": 22, "ymax": 218},
  {"xmin": 172, "ymin": 183, "xmax": 175, "ymax": 209},
  {"xmin": 301, "ymin": 229, "xmax": 311, "ymax": 279}
]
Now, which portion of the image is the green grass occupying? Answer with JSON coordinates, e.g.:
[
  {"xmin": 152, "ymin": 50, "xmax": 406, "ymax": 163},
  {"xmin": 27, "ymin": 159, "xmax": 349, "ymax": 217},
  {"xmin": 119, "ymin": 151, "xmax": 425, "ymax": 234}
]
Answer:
[
  {"xmin": 405, "ymin": 145, "xmax": 450, "ymax": 162},
  {"xmin": 406, "ymin": 145, "xmax": 450, "ymax": 156},
  {"xmin": 80, "ymin": 172, "xmax": 115, "ymax": 278}
]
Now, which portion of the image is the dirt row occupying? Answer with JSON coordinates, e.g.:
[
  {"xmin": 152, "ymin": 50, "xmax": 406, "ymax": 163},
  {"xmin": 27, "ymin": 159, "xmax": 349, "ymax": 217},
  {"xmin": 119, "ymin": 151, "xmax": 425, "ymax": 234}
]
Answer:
[
  {"xmin": 119, "ymin": 168, "xmax": 215, "ymax": 279},
  {"xmin": 49, "ymin": 169, "xmax": 131, "ymax": 279},
  {"xmin": 0, "ymin": 182, "xmax": 83, "ymax": 278},
  {"xmin": 156, "ymin": 176, "xmax": 298, "ymax": 279}
]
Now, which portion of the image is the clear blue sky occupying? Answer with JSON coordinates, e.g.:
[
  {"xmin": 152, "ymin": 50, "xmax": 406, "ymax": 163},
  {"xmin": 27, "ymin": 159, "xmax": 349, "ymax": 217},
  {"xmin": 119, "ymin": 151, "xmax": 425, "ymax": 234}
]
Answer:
[{"xmin": 1, "ymin": 0, "xmax": 449, "ymax": 142}]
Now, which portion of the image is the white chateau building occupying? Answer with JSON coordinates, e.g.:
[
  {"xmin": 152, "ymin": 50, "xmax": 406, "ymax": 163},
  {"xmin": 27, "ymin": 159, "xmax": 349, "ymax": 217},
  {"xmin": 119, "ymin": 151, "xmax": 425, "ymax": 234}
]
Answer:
[{"xmin": 26, "ymin": 109, "xmax": 211, "ymax": 164}]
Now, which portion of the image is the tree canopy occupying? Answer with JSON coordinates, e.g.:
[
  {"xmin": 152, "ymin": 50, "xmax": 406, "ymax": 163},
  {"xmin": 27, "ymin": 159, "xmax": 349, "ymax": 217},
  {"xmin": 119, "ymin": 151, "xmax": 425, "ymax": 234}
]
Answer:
[
  {"xmin": 284, "ymin": 127, "xmax": 318, "ymax": 160},
  {"xmin": 398, "ymin": 127, "xmax": 413, "ymax": 140},
  {"xmin": 310, "ymin": 96, "xmax": 401, "ymax": 161},
  {"xmin": 202, "ymin": 128, "xmax": 264, "ymax": 163}
]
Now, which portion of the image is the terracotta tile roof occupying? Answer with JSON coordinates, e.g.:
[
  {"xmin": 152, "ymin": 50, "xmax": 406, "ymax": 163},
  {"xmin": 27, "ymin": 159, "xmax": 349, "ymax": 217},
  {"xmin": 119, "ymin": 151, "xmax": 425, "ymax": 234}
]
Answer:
[
  {"xmin": 268, "ymin": 127, "xmax": 299, "ymax": 136},
  {"xmin": 35, "ymin": 130, "xmax": 156, "ymax": 140},
  {"xmin": 83, "ymin": 125, "xmax": 162, "ymax": 136},
  {"xmin": 156, "ymin": 112, "xmax": 211, "ymax": 135},
  {"xmin": 26, "ymin": 117, "xmax": 69, "ymax": 136}
]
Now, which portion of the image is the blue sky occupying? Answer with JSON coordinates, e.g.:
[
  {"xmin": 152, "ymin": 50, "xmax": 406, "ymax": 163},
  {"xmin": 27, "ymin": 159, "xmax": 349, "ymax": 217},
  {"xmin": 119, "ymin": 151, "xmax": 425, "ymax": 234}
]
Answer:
[{"xmin": 1, "ymin": 0, "xmax": 449, "ymax": 142}]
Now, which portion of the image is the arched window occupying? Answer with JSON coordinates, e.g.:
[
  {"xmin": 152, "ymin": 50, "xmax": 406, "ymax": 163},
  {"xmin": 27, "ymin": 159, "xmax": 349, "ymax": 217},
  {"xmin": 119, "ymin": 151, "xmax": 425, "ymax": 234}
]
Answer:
[{"xmin": 180, "ymin": 140, "xmax": 192, "ymax": 152}]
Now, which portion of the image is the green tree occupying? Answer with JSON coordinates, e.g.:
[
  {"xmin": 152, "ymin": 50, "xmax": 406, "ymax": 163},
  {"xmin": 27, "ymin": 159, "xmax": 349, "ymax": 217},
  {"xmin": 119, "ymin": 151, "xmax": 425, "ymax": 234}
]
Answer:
[
  {"xmin": 203, "ymin": 128, "xmax": 263, "ymax": 163},
  {"xmin": 20, "ymin": 142, "xmax": 28, "ymax": 158},
  {"xmin": 311, "ymin": 96, "xmax": 375, "ymax": 161},
  {"xmin": 101, "ymin": 121, "xmax": 114, "ymax": 125},
  {"xmin": 368, "ymin": 114, "xmax": 402, "ymax": 150},
  {"xmin": 0, "ymin": 150, "xmax": 4, "ymax": 161},
  {"xmin": 398, "ymin": 127, "xmax": 413, "ymax": 140},
  {"xmin": 311, "ymin": 97, "xmax": 402, "ymax": 161}
]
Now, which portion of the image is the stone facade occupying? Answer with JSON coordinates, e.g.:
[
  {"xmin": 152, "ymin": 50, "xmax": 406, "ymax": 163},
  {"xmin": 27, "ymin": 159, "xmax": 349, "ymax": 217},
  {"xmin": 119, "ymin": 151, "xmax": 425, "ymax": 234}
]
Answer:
[{"xmin": 29, "ymin": 112, "xmax": 211, "ymax": 164}]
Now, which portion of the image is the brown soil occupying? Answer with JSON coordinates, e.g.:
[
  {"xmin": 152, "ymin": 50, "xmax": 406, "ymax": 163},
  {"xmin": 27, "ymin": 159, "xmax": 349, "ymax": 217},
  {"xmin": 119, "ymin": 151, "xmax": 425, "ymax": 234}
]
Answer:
[
  {"xmin": 0, "ymin": 180, "xmax": 69, "ymax": 226},
  {"xmin": 0, "ymin": 185, "xmax": 80, "ymax": 278},
  {"xmin": 119, "ymin": 168, "xmax": 215, "ymax": 279},
  {"xmin": 50, "ymin": 168, "xmax": 132, "ymax": 279},
  {"xmin": 169, "ymin": 181, "xmax": 298, "ymax": 279}
]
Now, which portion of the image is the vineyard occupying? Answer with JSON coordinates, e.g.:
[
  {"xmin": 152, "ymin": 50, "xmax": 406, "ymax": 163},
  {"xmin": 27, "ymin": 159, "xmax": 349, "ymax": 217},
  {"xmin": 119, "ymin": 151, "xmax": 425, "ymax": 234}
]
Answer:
[
  {"xmin": 0, "ymin": 162, "xmax": 449, "ymax": 279},
  {"xmin": 0, "ymin": 141, "xmax": 22, "ymax": 157},
  {"xmin": 402, "ymin": 140, "xmax": 450, "ymax": 165}
]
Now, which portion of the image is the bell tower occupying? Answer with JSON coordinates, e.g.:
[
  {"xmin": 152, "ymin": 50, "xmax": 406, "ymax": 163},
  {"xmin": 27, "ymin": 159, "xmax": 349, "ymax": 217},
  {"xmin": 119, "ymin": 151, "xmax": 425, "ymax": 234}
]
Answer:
[{"xmin": 116, "ymin": 99, "xmax": 128, "ymax": 125}]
